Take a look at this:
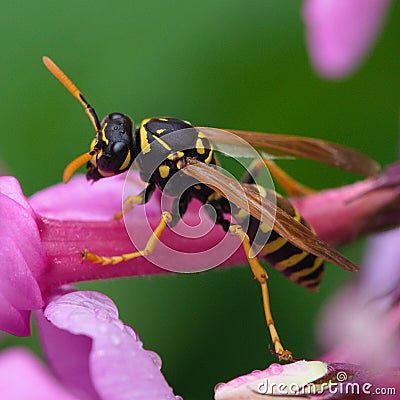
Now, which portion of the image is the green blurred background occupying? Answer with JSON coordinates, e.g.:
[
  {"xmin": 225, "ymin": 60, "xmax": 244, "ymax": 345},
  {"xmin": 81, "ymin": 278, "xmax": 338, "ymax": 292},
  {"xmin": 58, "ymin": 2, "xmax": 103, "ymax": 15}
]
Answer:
[{"xmin": 1, "ymin": 1, "xmax": 399, "ymax": 399}]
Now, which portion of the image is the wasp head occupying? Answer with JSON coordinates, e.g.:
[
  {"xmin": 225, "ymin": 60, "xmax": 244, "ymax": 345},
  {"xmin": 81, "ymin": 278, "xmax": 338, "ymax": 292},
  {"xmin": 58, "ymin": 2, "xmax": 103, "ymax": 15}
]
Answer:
[
  {"xmin": 86, "ymin": 113, "xmax": 135, "ymax": 181},
  {"xmin": 63, "ymin": 112, "xmax": 136, "ymax": 183}
]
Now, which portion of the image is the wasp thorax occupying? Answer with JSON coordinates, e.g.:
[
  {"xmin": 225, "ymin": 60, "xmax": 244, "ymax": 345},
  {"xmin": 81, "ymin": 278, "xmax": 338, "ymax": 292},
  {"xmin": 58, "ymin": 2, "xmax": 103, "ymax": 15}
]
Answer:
[{"xmin": 86, "ymin": 112, "xmax": 135, "ymax": 181}]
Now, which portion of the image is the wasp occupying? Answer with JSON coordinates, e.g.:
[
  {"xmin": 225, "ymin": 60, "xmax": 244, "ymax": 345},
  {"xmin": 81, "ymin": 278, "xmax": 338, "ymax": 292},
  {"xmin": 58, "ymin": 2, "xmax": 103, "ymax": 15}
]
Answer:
[{"xmin": 43, "ymin": 57, "xmax": 379, "ymax": 360}]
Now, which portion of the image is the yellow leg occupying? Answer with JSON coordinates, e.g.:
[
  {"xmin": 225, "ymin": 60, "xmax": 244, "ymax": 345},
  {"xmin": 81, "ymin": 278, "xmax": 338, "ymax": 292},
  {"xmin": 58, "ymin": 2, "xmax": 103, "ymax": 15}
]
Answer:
[
  {"xmin": 114, "ymin": 194, "xmax": 144, "ymax": 220},
  {"xmin": 263, "ymin": 159, "xmax": 315, "ymax": 197},
  {"xmin": 229, "ymin": 225, "xmax": 293, "ymax": 361},
  {"xmin": 244, "ymin": 159, "xmax": 315, "ymax": 197},
  {"xmin": 84, "ymin": 212, "xmax": 172, "ymax": 265}
]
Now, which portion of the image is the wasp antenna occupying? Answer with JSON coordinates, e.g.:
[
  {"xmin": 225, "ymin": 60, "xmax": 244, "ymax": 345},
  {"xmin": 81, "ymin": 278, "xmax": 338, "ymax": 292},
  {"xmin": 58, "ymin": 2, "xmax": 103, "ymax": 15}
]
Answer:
[
  {"xmin": 43, "ymin": 56, "xmax": 102, "ymax": 133},
  {"xmin": 63, "ymin": 152, "xmax": 93, "ymax": 183},
  {"xmin": 43, "ymin": 57, "xmax": 81, "ymax": 100}
]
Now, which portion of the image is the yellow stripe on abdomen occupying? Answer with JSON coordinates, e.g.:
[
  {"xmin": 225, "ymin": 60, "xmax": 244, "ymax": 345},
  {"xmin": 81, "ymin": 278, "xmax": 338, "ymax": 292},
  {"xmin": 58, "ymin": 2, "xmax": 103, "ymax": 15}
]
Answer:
[
  {"xmin": 274, "ymin": 251, "xmax": 309, "ymax": 271},
  {"xmin": 289, "ymin": 257, "xmax": 324, "ymax": 281},
  {"xmin": 260, "ymin": 237, "xmax": 287, "ymax": 255}
]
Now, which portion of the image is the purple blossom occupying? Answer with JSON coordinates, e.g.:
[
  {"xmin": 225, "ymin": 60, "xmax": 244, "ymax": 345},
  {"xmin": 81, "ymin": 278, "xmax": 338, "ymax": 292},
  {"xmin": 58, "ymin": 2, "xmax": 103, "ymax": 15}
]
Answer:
[
  {"xmin": 0, "ymin": 288, "xmax": 181, "ymax": 400},
  {"xmin": 214, "ymin": 359, "xmax": 399, "ymax": 399},
  {"xmin": 0, "ymin": 347, "xmax": 80, "ymax": 400},
  {"xmin": 1, "ymin": 173, "xmax": 245, "ymax": 336},
  {"xmin": 0, "ymin": 177, "xmax": 46, "ymax": 335},
  {"xmin": 303, "ymin": 0, "xmax": 393, "ymax": 79},
  {"xmin": 316, "ymin": 166, "xmax": 400, "ymax": 367},
  {"xmin": 292, "ymin": 162, "xmax": 400, "ymax": 247},
  {"xmin": 319, "ymin": 226, "xmax": 400, "ymax": 368},
  {"xmin": 36, "ymin": 287, "xmax": 180, "ymax": 400},
  {"xmin": 30, "ymin": 173, "xmax": 246, "ymax": 283}
]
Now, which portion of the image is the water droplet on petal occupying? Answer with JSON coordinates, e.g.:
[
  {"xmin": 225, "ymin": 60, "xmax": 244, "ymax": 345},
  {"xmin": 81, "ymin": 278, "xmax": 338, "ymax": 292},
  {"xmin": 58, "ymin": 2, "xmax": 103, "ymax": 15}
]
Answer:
[
  {"xmin": 214, "ymin": 382, "xmax": 226, "ymax": 392},
  {"xmin": 110, "ymin": 333, "xmax": 121, "ymax": 346},
  {"xmin": 175, "ymin": 395, "xmax": 184, "ymax": 400},
  {"xmin": 71, "ymin": 313, "xmax": 84, "ymax": 322},
  {"xmin": 97, "ymin": 349, "xmax": 105, "ymax": 357},
  {"xmin": 124, "ymin": 325, "xmax": 137, "ymax": 339},
  {"xmin": 269, "ymin": 363, "xmax": 283, "ymax": 375},
  {"xmin": 147, "ymin": 350, "xmax": 162, "ymax": 369},
  {"xmin": 96, "ymin": 309, "xmax": 109, "ymax": 320}
]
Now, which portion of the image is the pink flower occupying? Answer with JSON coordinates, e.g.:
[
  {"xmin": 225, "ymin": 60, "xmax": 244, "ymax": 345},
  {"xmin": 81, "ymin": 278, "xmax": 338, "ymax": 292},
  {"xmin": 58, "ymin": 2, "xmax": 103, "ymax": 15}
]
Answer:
[
  {"xmin": 1, "ymin": 173, "xmax": 244, "ymax": 336},
  {"xmin": 316, "ymin": 165, "xmax": 400, "ymax": 369},
  {"xmin": 214, "ymin": 359, "xmax": 399, "ymax": 399},
  {"xmin": 1, "ymin": 162, "xmax": 400, "ymax": 337},
  {"xmin": 292, "ymin": 162, "xmax": 400, "ymax": 247},
  {"xmin": 0, "ymin": 347, "xmax": 81, "ymax": 400},
  {"xmin": 319, "ymin": 226, "xmax": 400, "ymax": 368},
  {"xmin": 303, "ymin": 0, "xmax": 393, "ymax": 79},
  {"xmin": 0, "ymin": 177, "xmax": 46, "ymax": 335},
  {"xmin": 0, "ymin": 288, "xmax": 181, "ymax": 400}
]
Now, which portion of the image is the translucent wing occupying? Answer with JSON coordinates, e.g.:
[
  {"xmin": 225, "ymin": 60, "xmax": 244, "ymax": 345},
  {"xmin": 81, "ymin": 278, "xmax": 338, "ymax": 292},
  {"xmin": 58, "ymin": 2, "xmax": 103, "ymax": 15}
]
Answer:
[
  {"xmin": 183, "ymin": 158, "xmax": 359, "ymax": 272},
  {"xmin": 197, "ymin": 127, "xmax": 380, "ymax": 177}
]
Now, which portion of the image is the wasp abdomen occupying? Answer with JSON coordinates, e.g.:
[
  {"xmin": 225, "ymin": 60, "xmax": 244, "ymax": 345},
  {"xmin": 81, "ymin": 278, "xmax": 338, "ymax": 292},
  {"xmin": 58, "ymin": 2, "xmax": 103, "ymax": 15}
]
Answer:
[
  {"xmin": 234, "ymin": 188, "xmax": 325, "ymax": 291},
  {"xmin": 261, "ymin": 229, "xmax": 325, "ymax": 292}
]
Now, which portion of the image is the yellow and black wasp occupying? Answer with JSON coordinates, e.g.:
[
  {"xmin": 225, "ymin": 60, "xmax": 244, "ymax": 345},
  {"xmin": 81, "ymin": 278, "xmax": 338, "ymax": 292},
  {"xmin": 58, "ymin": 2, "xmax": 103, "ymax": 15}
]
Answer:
[{"xmin": 43, "ymin": 57, "xmax": 379, "ymax": 360}]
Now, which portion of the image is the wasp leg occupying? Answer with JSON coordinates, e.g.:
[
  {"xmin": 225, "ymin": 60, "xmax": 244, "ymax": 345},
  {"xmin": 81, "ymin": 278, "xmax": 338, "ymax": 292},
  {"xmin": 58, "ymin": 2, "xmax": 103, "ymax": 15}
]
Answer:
[
  {"xmin": 264, "ymin": 159, "xmax": 315, "ymax": 197},
  {"xmin": 169, "ymin": 193, "xmax": 190, "ymax": 228},
  {"xmin": 205, "ymin": 198, "xmax": 231, "ymax": 232},
  {"xmin": 241, "ymin": 159, "xmax": 265, "ymax": 185},
  {"xmin": 114, "ymin": 183, "xmax": 156, "ymax": 220},
  {"xmin": 84, "ymin": 211, "xmax": 172, "ymax": 265},
  {"xmin": 241, "ymin": 159, "xmax": 315, "ymax": 197},
  {"xmin": 229, "ymin": 224, "xmax": 293, "ymax": 361}
]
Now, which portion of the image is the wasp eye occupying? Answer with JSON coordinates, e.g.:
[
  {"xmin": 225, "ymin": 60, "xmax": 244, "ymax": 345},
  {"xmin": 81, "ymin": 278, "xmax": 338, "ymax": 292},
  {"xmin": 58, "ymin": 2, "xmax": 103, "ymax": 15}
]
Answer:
[
  {"xmin": 108, "ymin": 112, "xmax": 125, "ymax": 120},
  {"xmin": 111, "ymin": 141, "xmax": 126, "ymax": 154}
]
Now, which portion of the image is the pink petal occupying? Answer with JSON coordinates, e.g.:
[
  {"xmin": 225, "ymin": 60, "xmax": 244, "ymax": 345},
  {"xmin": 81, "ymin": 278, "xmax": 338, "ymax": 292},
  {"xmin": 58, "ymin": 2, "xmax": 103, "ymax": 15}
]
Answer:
[
  {"xmin": 0, "ymin": 176, "xmax": 32, "ymax": 211},
  {"xmin": 303, "ymin": 0, "xmax": 392, "ymax": 78},
  {"xmin": 214, "ymin": 360, "xmax": 328, "ymax": 399},
  {"xmin": 0, "ymin": 347, "xmax": 80, "ymax": 400},
  {"xmin": 36, "ymin": 289, "xmax": 181, "ymax": 400},
  {"xmin": 39, "ymin": 212, "xmax": 246, "ymax": 290},
  {"xmin": 0, "ymin": 177, "xmax": 47, "ymax": 335},
  {"xmin": 215, "ymin": 360, "xmax": 399, "ymax": 399},
  {"xmin": 319, "ymin": 228, "xmax": 400, "ymax": 367},
  {"xmin": 292, "ymin": 173, "xmax": 400, "ymax": 247},
  {"xmin": 318, "ymin": 284, "xmax": 389, "ymax": 366},
  {"xmin": 30, "ymin": 173, "xmax": 161, "ymax": 221},
  {"xmin": 317, "ymin": 161, "xmax": 400, "ymax": 364},
  {"xmin": 35, "ymin": 174, "xmax": 245, "ymax": 291},
  {"xmin": 360, "ymin": 227, "xmax": 400, "ymax": 299},
  {"xmin": 35, "ymin": 315, "xmax": 100, "ymax": 400}
]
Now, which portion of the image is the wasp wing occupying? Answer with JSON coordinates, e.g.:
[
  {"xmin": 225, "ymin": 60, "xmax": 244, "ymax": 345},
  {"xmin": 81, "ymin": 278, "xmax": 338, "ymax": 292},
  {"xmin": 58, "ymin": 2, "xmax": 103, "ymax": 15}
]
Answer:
[
  {"xmin": 197, "ymin": 127, "xmax": 379, "ymax": 177},
  {"xmin": 183, "ymin": 158, "xmax": 359, "ymax": 272}
]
